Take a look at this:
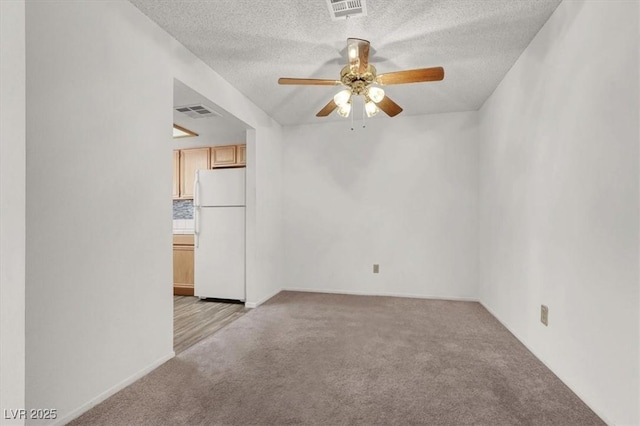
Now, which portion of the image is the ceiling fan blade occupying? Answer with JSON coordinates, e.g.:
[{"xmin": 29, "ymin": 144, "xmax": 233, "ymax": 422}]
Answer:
[
  {"xmin": 375, "ymin": 95, "xmax": 403, "ymax": 117},
  {"xmin": 347, "ymin": 38, "xmax": 370, "ymax": 74},
  {"xmin": 376, "ymin": 67, "xmax": 444, "ymax": 85},
  {"xmin": 316, "ymin": 99, "xmax": 338, "ymax": 117},
  {"xmin": 278, "ymin": 78, "xmax": 341, "ymax": 86}
]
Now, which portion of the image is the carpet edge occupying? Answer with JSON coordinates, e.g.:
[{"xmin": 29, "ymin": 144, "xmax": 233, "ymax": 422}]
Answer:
[
  {"xmin": 281, "ymin": 287, "xmax": 479, "ymax": 302},
  {"xmin": 245, "ymin": 287, "xmax": 283, "ymax": 308},
  {"xmin": 479, "ymin": 301, "xmax": 611, "ymax": 426}
]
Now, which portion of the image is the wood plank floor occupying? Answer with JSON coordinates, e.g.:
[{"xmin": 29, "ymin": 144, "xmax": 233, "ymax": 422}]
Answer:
[{"xmin": 173, "ymin": 296, "xmax": 247, "ymax": 354}]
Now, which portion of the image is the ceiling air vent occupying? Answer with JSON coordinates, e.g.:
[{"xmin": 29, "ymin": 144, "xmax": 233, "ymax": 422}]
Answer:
[
  {"xmin": 326, "ymin": 0, "xmax": 367, "ymax": 21},
  {"xmin": 174, "ymin": 104, "xmax": 222, "ymax": 119}
]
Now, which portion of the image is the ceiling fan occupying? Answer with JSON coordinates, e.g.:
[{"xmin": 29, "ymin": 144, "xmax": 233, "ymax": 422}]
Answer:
[{"xmin": 278, "ymin": 38, "xmax": 444, "ymax": 119}]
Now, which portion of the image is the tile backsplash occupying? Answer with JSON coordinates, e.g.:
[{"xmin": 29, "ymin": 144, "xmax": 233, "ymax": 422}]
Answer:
[{"xmin": 173, "ymin": 199, "xmax": 193, "ymax": 219}]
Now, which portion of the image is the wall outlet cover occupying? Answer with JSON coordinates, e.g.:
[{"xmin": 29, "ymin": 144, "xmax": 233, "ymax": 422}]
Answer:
[
  {"xmin": 541, "ymin": 305, "xmax": 549, "ymax": 326},
  {"xmin": 373, "ymin": 264, "xmax": 379, "ymax": 273}
]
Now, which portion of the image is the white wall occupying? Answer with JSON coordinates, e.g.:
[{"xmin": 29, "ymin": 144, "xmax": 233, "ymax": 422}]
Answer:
[
  {"xmin": 0, "ymin": 1, "xmax": 26, "ymax": 425},
  {"xmin": 478, "ymin": 1, "xmax": 639, "ymax": 424},
  {"xmin": 248, "ymin": 124, "xmax": 284, "ymax": 307},
  {"xmin": 25, "ymin": 2, "xmax": 174, "ymax": 423},
  {"xmin": 24, "ymin": 1, "xmax": 282, "ymax": 424},
  {"xmin": 282, "ymin": 112, "xmax": 478, "ymax": 300}
]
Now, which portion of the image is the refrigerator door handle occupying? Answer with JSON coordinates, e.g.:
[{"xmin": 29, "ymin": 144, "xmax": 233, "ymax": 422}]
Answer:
[
  {"xmin": 194, "ymin": 170, "xmax": 200, "ymax": 208},
  {"xmin": 194, "ymin": 207, "xmax": 199, "ymax": 248}
]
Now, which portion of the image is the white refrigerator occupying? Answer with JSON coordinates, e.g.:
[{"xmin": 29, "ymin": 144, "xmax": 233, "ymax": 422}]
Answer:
[{"xmin": 193, "ymin": 168, "xmax": 245, "ymax": 301}]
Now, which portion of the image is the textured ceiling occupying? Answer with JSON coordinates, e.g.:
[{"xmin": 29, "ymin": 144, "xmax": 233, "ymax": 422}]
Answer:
[{"xmin": 130, "ymin": 0, "xmax": 562, "ymax": 126}]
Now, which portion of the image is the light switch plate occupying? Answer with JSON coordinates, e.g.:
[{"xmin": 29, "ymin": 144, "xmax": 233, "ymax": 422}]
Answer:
[{"xmin": 373, "ymin": 264, "xmax": 379, "ymax": 273}]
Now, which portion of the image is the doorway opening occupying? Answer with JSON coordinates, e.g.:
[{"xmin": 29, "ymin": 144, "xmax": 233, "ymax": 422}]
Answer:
[{"xmin": 171, "ymin": 79, "xmax": 250, "ymax": 353}]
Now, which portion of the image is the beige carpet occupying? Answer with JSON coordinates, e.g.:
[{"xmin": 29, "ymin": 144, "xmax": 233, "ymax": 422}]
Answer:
[{"xmin": 71, "ymin": 291, "xmax": 603, "ymax": 425}]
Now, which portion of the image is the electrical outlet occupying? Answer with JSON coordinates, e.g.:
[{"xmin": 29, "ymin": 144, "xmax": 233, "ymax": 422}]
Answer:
[
  {"xmin": 373, "ymin": 264, "xmax": 379, "ymax": 274},
  {"xmin": 540, "ymin": 305, "xmax": 548, "ymax": 326}
]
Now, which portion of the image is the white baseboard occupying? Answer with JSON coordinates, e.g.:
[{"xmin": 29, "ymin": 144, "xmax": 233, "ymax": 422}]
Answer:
[
  {"xmin": 282, "ymin": 287, "xmax": 479, "ymax": 302},
  {"xmin": 478, "ymin": 302, "xmax": 612, "ymax": 426},
  {"xmin": 52, "ymin": 351, "xmax": 175, "ymax": 426},
  {"xmin": 245, "ymin": 287, "xmax": 282, "ymax": 308}
]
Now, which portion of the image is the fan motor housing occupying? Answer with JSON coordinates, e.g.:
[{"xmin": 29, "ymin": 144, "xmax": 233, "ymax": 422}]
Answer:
[{"xmin": 340, "ymin": 65, "xmax": 377, "ymax": 94}]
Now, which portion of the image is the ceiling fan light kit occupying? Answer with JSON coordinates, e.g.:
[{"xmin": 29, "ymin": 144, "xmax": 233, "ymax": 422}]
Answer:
[
  {"xmin": 365, "ymin": 100, "xmax": 379, "ymax": 118},
  {"xmin": 333, "ymin": 89, "xmax": 352, "ymax": 108},
  {"xmin": 278, "ymin": 38, "xmax": 444, "ymax": 120},
  {"xmin": 367, "ymin": 86, "xmax": 385, "ymax": 103},
  {"xmin": 337, "ymin": 103, "xmax": 352, "ymax": 118}
]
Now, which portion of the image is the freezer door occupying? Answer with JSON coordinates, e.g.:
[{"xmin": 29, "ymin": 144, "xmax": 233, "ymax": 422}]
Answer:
[
  {"xmin": 195, "ymin": 168, "xmax": 245, "ymax": 207},
  {"xmin": 194, "ymin": 207, "xmax": 245, "ymax": 300}
]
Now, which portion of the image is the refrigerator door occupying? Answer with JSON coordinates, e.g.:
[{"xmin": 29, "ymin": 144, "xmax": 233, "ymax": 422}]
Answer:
[
  {"xmin": 194, "ymin": 206, "xmax": 245, "ymax": 300},
  {"xmin": 195, "ymin": 168, "xmax": 245, "ymax": 208}
]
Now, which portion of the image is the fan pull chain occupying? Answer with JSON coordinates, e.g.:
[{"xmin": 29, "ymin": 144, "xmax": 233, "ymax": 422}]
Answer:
[
  {"xmin": 362, "ymin": 100, "xmax": 366, "ymax": 128},
  {"xmin": 350, "ymin": 103, "xmax": 354, "ymax": 131}
]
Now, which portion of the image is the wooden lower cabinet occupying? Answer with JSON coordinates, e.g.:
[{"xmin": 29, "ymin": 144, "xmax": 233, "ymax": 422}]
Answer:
[{"xmin": 173, "ymin": 234, "xmax": 194, "ymax": 296}]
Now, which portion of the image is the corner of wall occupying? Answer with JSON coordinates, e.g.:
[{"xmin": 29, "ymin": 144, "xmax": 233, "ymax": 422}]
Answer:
[{"xmin": 0, "ymin": 0, "xmax": 26, "ymax": 423}]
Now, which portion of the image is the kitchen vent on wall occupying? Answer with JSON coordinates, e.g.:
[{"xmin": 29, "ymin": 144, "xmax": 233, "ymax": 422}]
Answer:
[
  {"xmin": 175, "ymin": 104, "xmax": 222, "ymax": 119},
  {"xmin": 326, "ymin": 0, "xmax": 367, "ymax": 20}
]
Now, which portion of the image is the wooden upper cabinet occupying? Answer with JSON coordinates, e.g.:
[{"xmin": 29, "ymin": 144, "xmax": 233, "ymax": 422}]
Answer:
[
  {"xmin": 172, "ymin": 150, "xmax": 180, "ymax": 199},
  {"xmin": 237, "ymin": 144, "xmax": 246, "ymax": 166},
  {"xmin": 211, "ymin": 145, "xmax": 237, "ymax": 167},
  {"xmin": 211, "ymin": 144, "xmax": 246, "ymax": 168},
  {"xmin": 173, "ymin": 145, "xmax": 245, "ymax": 200},
  {"xmin": 179, "ymin": 148, "xmax": 210, "ymax": 199}
]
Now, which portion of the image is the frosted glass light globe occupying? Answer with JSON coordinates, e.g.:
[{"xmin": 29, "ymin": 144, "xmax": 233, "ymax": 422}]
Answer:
[
  {"xmin": 367, "ymin": 86, "xmax": 385, "ymax": 103},
  {"xmin": 365, "ymin": 101, "xmax": 379, "ymax": 118},
  {"xmin": 333, "ymin": 89, "xmax": 352, "ymax": 107},
  {"xmin": 337, "ymin": 102, "xmax": 352, "ymax": 118}
]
